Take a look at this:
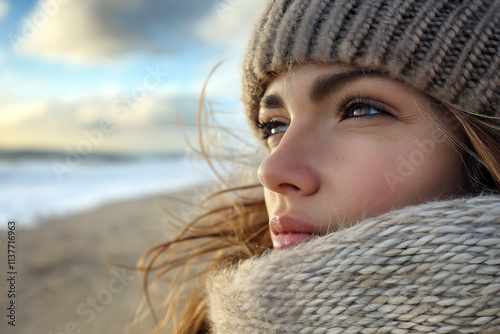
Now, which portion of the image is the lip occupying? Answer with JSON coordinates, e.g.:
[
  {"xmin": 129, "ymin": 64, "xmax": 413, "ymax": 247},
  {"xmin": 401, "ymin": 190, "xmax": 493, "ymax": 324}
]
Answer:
[{"xmin": 270, "ymin": 215, "xmax": 318, "ymax": 250}]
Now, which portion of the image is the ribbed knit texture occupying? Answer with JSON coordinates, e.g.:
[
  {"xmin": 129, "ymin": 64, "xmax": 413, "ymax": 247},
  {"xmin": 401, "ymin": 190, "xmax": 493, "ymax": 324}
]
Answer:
[
  {"xmin": 242, "ymin": 0, "xmax": 500, "ymax": 131},
  {"xmin": 207, "ymin": 195, "xmax": 500, "ymax": 333}
]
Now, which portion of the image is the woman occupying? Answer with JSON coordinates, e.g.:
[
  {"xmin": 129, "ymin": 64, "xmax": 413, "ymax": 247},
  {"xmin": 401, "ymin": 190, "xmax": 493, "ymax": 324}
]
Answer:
[{"xmin": 139, "ymin": 0, "xmax": 500, "ymax": 332}]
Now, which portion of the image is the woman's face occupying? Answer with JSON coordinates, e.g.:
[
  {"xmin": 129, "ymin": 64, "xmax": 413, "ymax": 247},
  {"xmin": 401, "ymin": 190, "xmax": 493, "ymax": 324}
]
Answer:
[{"xmin": 257, "ymin": 64, "xmax": 468, "ymax": 249}]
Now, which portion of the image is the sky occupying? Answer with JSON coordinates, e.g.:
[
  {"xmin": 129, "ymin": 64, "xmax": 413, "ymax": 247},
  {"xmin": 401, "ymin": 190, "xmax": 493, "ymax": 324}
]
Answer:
[{"xmin": 0, "ymin": 0, "xmax": 267, "ymax": 153}]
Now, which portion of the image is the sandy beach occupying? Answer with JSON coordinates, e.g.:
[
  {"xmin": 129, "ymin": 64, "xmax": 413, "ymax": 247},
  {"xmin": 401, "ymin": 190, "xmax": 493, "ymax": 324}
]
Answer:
[{"xmin": 0, "ymin": 189, "xmax": 198, "ymax": 334}]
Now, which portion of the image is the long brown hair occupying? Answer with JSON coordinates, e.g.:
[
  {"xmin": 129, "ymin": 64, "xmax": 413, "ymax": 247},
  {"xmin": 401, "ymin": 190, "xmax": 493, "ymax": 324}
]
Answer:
[
  {"xmin": 432, "ymin": 97, "xmax": 500, "ymax": 193},
  {"xmin": 132, "ymin": 64, "xmax": 271, "ymax": 333},
  {"xmin": 133, "ymin": 67, "xmax": 500, "ymax": 334}
]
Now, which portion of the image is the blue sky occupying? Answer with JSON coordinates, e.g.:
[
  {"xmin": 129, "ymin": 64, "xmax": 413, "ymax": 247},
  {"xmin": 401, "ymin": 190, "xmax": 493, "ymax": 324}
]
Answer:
[{"xmin": 0, "ymin": 0, "xmax": 266, "ymax": 153}]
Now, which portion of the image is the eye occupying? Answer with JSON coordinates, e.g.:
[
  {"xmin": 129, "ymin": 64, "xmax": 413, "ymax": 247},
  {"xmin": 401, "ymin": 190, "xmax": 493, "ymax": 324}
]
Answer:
[
  {"xmin": 337, "ymin": 95, "xmax": 394, "ymax": 121},
  {"xmin": 256, "ymin": 119, "xmax": 289, "ymax": 140},
  {"xmin": 350, "ymin": 106, "xmax": 383, "ymax": 117}
]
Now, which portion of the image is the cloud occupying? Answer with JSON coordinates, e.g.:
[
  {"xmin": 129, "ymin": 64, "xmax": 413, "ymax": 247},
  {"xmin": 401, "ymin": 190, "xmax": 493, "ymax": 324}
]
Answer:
[
  {"xmin": 192, "ymin": 0, "xmax": 268, "ymax": 111},
  {"xmin": 196, "ymin": 0, "xmax": 267, "ymax": 51},
  {"xmin": 3, "ymin": 92, "xmax": 200, "ymax": 128},
  {"xmin": 0, "ymin": 0, "xmax": 9, "ymax": 21},
  {"xmin": 13, "ymin": 0, "xmax": 215, "ymax": 63},
  {"xmin": 0, "ymin": 91, "xmax": 202, "ymax": 152}
]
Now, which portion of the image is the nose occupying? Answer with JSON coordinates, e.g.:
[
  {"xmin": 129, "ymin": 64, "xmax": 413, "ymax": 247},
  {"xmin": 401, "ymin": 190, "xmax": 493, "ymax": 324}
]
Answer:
[{"xmin": 257, "ymin": 130, "xmax": 320, "ymax": 196}]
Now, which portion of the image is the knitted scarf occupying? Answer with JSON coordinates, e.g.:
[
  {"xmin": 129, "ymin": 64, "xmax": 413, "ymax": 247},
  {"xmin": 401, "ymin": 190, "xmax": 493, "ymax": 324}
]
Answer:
[{"xmin": 207, "ymin": 195, "xmax": 500, "ymax": 333}]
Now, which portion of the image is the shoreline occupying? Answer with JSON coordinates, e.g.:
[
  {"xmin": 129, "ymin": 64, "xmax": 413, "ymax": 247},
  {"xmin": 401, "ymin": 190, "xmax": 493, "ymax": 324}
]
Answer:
[
  {"xmin": 3, "ymin": 177, "xmax": 211, "ymax": 232},
  {"xmin": 0, "ymin": 188, "xmax": 201, "ymax": 334}
]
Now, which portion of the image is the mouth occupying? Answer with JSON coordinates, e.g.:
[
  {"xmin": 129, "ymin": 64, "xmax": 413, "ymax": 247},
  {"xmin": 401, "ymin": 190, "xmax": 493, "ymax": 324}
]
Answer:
[{"xmin": 270, "ymin": 215, "xmax": 318, "ymax": 250}]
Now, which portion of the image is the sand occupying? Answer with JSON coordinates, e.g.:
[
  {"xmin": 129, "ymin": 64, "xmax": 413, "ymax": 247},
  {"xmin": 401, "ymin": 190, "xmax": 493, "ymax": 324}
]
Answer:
[{"xmin": 0, "ymin": 189, "xmax": 197, "ymax": 334}]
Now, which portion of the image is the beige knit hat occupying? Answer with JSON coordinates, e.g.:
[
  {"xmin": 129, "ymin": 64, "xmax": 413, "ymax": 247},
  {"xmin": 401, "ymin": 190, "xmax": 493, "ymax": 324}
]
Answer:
[{"xmin": 242, "ymin": 0, "xmax": 500, "ymax": 131}]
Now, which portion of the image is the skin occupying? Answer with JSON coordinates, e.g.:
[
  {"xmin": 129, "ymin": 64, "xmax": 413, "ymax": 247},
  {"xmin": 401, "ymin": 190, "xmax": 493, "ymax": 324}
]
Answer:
[{"xmin": 256, "ymin": 64, "xmax": 469, "ymax": 247}]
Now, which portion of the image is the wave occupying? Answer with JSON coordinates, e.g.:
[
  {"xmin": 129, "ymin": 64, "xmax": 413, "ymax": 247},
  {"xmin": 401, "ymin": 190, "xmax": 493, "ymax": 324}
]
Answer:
[
  {"xmin": 0, "ymin": 151, "xmax": 213, "ymax": 230},
  {"xmin": 0, "ymin": 148, "xmax": 184, "ymax": 164}
]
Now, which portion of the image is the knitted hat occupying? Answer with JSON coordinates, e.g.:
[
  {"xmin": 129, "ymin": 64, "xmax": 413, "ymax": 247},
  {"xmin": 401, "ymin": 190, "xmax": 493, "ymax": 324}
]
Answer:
[{"xmin": 242, "ymin": 0, "xmax": 500, "ymax": 132}]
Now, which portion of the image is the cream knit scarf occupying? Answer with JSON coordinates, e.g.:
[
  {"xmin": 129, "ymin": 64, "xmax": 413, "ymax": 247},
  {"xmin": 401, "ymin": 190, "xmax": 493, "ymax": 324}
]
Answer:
[{"xmin": 207, "ymin": 196, "xmax": 500, "ymax": 333}]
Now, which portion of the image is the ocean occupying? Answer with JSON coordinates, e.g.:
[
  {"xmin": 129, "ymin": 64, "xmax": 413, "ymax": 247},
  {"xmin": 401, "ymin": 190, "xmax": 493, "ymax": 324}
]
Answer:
[{"xmin": 0, "ymin": 150, "xmax": 213, "ymax": 229}]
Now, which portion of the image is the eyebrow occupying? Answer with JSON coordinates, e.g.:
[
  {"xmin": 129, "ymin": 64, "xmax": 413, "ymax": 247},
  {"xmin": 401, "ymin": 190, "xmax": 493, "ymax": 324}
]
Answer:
[
  {"xmin": 309, "ymin": 70, "xmax": 378, "ymax": 103},
  {"xmin": 259, "ymin": 70, "xmax": 380, "ymax": 110},
  {"xmin": 260, "ymin": 94, "xmax": 286, "ymax": 110}
]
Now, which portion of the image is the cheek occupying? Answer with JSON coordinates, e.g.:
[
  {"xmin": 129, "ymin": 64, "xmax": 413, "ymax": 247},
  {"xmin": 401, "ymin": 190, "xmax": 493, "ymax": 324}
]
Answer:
[
  {"xmin": 330, "ymin": 147, "xmax": 403, "ymax": 217},
  {"xmin": 397, "ymin": 139, "xmax": 465, "ymax": 198},
  {"xmin": 327, "ymin": 138, "xmax": 464, "ymax": 220},
  {"xmin": 370, "ymin": 142, "xmax": 462, "ymax": 212}
]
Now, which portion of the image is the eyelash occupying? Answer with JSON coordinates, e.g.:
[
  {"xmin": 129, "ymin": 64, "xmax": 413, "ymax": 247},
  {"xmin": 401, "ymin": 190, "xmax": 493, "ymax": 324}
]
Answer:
[
  {"xmin": 336, "ymin": 93, "xmax": 391, "ymax": 120},
  {"xmin": 256, "ymin": 94, "xmax": 393, "ymax": 140},
  {"xmin": 256, "ymin": 119, "xmax": 285, "ymax": 140}
]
